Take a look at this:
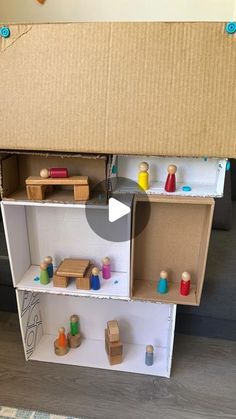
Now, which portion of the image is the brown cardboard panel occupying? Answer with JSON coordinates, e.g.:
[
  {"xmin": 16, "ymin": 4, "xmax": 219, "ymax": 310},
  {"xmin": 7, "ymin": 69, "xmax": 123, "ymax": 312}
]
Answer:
[
  {"xmin": 1, "ymin": 152, "xmax": 108, "ymax": 203},
  {"xmin": 0, "ymin": 23, "xmax": 235, "ymax": 157},
  {"xmin": 1, "ymin": 155, "xmax": 19, "ymax": 197},
  {"xmin": 0, "ymin": 25, "xmax": 31, "ymax": 53},
  {"xmin": 131, "ymin": 195, "xmax": 215, "ymax": 305}
]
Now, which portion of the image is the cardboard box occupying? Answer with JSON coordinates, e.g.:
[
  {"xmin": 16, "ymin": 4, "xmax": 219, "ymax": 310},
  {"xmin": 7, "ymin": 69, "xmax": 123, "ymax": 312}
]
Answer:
[
  {"xmin": 1, "ymin": 197, "xmax": 132, "ymax": 299},
  {"xmin": 112, "ymin": 155, "xmax": 227, "ymax": 197},
  {"xmin": 131, "ymin": 195, "xmax": 215, "ymax": 305},
  {"xmin": 0, "ymin": 152, "xmax": 108, "ymax": 204},
  {"xmin": 0, "ymin": 23, "xmax": 235, "ymax": 157},
  {"xmin": 16, "ymin": 290, "xmax": 176, "ymax": 377}
]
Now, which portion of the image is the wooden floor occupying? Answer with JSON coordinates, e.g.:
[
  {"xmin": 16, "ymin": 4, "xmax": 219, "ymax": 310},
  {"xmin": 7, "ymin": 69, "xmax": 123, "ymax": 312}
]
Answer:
[{"xmin": 0, "ymin": 312, "xmax": 235, "ymax": 419}]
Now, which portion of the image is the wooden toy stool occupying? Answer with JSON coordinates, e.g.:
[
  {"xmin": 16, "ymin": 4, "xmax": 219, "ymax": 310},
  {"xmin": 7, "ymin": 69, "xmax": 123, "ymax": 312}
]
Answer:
[
  {"xmin": 53, "ymin": 258, "xmax": 91, "ymax": 289},
  {"xmin": 26, "ymin": 176, "xmax": 89, "ymax": 201}
]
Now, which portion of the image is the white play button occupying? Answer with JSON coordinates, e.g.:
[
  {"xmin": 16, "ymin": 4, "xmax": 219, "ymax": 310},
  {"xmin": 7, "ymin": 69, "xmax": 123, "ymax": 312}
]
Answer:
[{"xmin": 108, "ymin": 197, "xmax": 131, "ymax": 223}]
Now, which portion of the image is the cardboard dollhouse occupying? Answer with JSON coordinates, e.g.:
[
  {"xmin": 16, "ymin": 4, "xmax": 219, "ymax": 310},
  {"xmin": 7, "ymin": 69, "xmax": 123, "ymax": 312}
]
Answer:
[{"xmin": 0, "ymin": 16, "xmax": 235, "ymax": 377}]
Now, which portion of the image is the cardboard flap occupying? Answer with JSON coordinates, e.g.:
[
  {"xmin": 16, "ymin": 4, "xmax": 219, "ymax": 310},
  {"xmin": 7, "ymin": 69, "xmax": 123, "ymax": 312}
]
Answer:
[
  {"xmin": 0, "ymin": 23, "xmax": 235, "ymax": 157},
  {"xmin": 0, "ymin": 24, "xmax": 32, "ymax": 53}
]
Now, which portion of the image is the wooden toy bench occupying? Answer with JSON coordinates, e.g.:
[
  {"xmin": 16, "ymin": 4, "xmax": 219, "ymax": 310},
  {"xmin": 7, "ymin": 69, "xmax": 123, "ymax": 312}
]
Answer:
[
  {"xmin": 26, "ymin": 176, "xmax": 89, "ymax": 201},
  {"xmin": 53, "ymin": 258, "xmax": 93, "ymax": 290}
]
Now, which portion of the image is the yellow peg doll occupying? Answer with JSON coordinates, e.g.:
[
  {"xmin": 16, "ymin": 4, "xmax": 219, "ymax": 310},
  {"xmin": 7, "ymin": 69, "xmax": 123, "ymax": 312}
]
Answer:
[{"xmin": 138, "ymin": 162, "xmax": 149, "ymax": 191}]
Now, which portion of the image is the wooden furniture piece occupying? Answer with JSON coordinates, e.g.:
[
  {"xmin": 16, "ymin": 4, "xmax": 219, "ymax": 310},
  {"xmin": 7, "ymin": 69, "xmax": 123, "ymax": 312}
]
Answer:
[
  {"xmin": 105, "ymin": 320, "xmax": 123, "ymax": 365},
  {"xmin": 26, "ymin": 176, "xmax": 89, "ymax": 201},
  {"xmin": 53, "ymin": 258, "xmax": 93, "ymax": 290}
]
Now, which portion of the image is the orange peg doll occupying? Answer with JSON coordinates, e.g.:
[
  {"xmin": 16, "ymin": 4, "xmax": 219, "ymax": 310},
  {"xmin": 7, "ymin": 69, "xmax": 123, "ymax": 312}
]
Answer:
[
  {"xmin": 54, "ymin": 327, "xmax": 69, "ymax": 356},
  {"xmin": 165, "ymin": 165, "xmax": 177, "ymax": 193},
  {"xmin": 58, "ymin": 327, "xmax": 67, "ymax": 347}
]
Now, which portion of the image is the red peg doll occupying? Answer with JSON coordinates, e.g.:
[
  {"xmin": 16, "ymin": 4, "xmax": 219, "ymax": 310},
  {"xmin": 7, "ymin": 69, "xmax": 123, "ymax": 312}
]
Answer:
[
  {"xmin": 165, "ymin": 165, "xmax": 177, "ymax": 193},
  {"xmin": 180, "ymin": 272, "xmax": 191, "ymax": 296}
]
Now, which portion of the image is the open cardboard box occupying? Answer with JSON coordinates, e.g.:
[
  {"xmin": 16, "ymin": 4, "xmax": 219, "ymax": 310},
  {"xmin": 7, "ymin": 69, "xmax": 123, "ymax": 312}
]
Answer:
[
  {"xmin": 131, "ymin": 195, "xmax": 215, "ymax": 305},
  {"xmin": 16, "ymin": 290, "xmax": 176, "ymax": 377},
  {"xmin": 0, "ymin": 152, "xmax": 109, "ymax": 204},
  {"xmin": 113, "ymin": 155, "xmax": 227, "ymax": 198},
  {"xmin": 1, "ymin": 196, "xmax": 132, "ymax": 299}
]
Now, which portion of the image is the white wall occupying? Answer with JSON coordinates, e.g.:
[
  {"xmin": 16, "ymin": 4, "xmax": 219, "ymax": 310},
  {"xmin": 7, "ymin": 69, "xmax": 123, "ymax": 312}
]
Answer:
[{"xmin": 0, "ymin": 0, "xmax": 235, "ymax": 23}]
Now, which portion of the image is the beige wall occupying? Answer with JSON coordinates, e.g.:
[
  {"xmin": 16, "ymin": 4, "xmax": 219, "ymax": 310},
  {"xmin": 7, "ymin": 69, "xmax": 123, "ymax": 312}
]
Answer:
[{"xmin": 0, "ymin": 0, "xmax": 235, "ymax": 23}]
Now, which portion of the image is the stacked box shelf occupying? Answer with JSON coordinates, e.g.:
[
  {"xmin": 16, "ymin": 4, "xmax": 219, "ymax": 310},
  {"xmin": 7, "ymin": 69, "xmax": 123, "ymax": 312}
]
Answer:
[{"xmin": 1, "ymin": 152, "xmax": 225, "ymax": 377}]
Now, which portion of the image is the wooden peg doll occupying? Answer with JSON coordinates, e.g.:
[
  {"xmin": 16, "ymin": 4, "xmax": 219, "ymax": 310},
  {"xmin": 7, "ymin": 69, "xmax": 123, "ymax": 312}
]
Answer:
[
  {"xmin": 39, "ymin": 262, "xmax": 50, "ymax": 285},
  {"xmin": 44, "ymin": 256, "xmax": 54, "ymax": 279},
  {"xmin": 54, "ymin": 327, "xmax": 69, "ymax": 356},
  {"xmin": 145, "ymin": 345, "xmax": 154, "ymax": 366},
  {"xmin": 165, "ymin": 165, "xmax": 177, "ymax": 193},
  {"xmin": 138, "ymin": 162, "xmax": 149, "ymax": 190},
  {"xmin": 70, "ymin": 314, "xmax": 80, "ymax": 336},
  {"xmin": 180, "ymin": 271, "xmax": 191, "ymax": 296},
  {"xmin": 40, "ymin": 168, "xmax": 68, "ymax": 178},
  {"xmin": 157, "ymin": 270, "xmax": 168, "ymax": 294},
  {"xmin": 68, "ymin": 315, "xmax": 81, "ymax": 348},
  {"xmin": 91, "ymin": 267, "xmax": 101, "ymax": 290},
  {"xmin": 102, "ymin": 257, "xmax": 111, "ymax": 279}
]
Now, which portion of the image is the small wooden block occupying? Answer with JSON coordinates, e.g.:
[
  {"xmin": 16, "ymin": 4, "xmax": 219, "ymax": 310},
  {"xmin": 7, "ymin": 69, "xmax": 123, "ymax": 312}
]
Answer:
[
  {"xmin": 76, "ymin": 276, "xmax": 91, "ymax": 290},
  {"xmin": 26, "ymin": 185, "xmax": 45, "ymax": 200},
  {"xmin": 108, "ymin": 354, "xmax": 123, "ymax": 365},
  {"xmin": 67, "ymin": 333, "xmax": 81, "ymax": 348},
  {"xmin": 56, "ymin": 259, "xmax": 90, "ymax": 277},
  {"xmin": 53, "ymin": 275, "xmax": 69, "ymax": 288},
  {"xmin": 74, "ymin": 185, "xmax": 90, "ymax": 201},
  {"xmin": 109, "ymin": 342, "xmax": 123, "ymax": 357},
  {"xmin": 26, "ymin": 176, "xmax": 88, "ymax": 186},
  {"xmin": 54, "ymin": 339, "xmax": 69, "ymax": 356},
  {"xmin": 105, "ymin": 329, "xmax": 123, "ymax": 356},
  {"xmin": 107, "ymin": 320, "xmax": 120, "ymax": 342},
  {"xmin": 76, "ymin": 263, "xmax": 93, "ymax": 290}
]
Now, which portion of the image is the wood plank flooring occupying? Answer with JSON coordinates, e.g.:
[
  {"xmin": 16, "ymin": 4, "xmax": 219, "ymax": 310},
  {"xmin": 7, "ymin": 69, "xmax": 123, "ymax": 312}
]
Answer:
[{"xmin": 0, "ymin": 312, "xmax": 235, "ymax": 419}]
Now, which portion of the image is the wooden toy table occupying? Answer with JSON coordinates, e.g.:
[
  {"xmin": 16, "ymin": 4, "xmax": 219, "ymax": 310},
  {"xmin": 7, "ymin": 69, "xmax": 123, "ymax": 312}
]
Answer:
[
  {"xmin": 26, "ymin": 176, "xmax": 89, "ymax": 201},
  {"xmin": 53, "ymin": 258, "xmax": 93, "ymax": 290}
]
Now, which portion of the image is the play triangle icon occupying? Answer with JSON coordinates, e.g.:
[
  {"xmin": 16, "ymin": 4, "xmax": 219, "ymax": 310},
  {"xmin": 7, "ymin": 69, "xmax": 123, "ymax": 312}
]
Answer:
[{"xmin": 108, "ymin": 197, "xmax": 131, "ymax": 223}]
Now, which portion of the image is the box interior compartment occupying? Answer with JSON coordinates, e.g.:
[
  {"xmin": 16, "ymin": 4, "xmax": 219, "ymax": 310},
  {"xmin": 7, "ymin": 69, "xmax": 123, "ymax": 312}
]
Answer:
[
  {"xmin": 132, "ymin": 196, "xmax": 214, "ymax": 305},
  {"xmin": 114, "ymin": 156, "xmax": 227, "ymax": 197},
  {"xmin": 16, "ymin": 290, "xmax": 176, "ymax": 378},
  {"xmin": 0, "ymin": 153, "xmax": 108, "ymax": 204},
  {"xmin": 2, "ymin": 200, "xmax": 132, "ymax": 298}
]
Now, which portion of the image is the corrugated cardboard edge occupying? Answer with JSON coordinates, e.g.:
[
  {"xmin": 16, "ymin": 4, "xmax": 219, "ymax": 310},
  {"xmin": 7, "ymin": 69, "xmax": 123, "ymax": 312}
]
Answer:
[
  {"xmin": 0, "ymin": 149, "xmax": 107, "ymax": 159},
  {"xmin": 0, "ymin": 24, "xmax": 32, "ymax": 53},
  {"xmin": 0, "ymin": 23, "xmax": 235, "ymax": 158}
]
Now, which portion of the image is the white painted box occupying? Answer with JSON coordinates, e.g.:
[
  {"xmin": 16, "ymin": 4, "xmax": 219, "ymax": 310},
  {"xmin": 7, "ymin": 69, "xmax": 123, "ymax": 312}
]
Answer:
[
  {"xmin": 112, "ymin": 156, "xmax": 227, "ymax": 197},
  {"xmin": 1, "ymin": 199, "xmax": 132, "ymax": 299},
  {"xmin": 16, "ymin": 290, "xmax": 176, "ymax": 378}
]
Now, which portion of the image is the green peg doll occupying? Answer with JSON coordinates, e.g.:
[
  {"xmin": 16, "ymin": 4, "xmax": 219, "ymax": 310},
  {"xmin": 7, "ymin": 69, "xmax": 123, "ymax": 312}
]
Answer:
[{"xmin": 40, "ymin": 262, "xmax": 50, "ymax": 285}]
